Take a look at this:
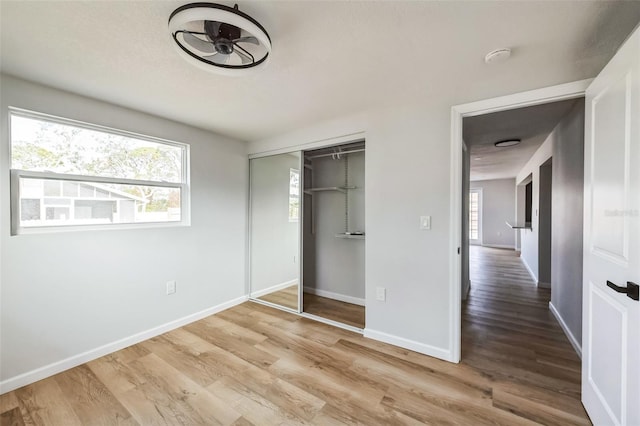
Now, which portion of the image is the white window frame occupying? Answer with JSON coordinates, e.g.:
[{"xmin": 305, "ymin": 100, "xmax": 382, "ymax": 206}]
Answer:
[{"xmin": 9, "ymin": 108, "xmax": 191, "ymax": 235}]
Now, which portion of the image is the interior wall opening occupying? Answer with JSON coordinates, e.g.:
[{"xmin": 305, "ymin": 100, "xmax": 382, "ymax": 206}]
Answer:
[{"xmin": 459, "ymin": 96, "xmax": 585, "ymax": 367}]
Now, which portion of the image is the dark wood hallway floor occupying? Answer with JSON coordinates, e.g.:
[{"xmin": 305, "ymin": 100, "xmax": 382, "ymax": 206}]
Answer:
[{"xmin": 462, "ymin": 246, "xmax": 590, "ymax": 425}]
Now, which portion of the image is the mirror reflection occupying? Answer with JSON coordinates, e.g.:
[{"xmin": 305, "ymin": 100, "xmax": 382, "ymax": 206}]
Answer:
[{"xmin": 249, "ymin": 152, "xmax": 300, "ymax": 310}]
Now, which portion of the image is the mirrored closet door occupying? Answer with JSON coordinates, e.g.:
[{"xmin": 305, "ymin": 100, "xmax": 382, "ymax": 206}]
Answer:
[{"xmin": 249, "ymin": 152, "xmax": 301, "ymax": 311}]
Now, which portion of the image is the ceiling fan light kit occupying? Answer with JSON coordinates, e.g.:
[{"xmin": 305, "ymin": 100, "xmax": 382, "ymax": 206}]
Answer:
[{"xmin": 169, "ymin": 3, "xmax": 271, "ymax": 76}]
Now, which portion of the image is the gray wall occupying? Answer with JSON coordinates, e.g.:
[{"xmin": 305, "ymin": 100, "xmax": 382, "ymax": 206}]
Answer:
[
  {"xmin": 538, "ymin": 160, "xmax": 553, "ymax": 286},
  {"xmin": 250, "ymin": 153, "xmax": 300, "ymax": 295},
  {"xmin": 461, "ymin": 143, "xmax": 470, "ymax": 299},
  {"xmin": 0, "ymin": 74, "xmax": 247, "ymax": 383},
  {"xmin": 516, "ymin": 137, "xmax": 553, "ymax": 283},
  {"xmin": 305, "ymin": 151, "xmax": 365, "ymax": 302},
  {"xmin": 249, "ymin": 106, "xmax": 456, "ymax": 360},
  {"xmin": 470, "ymin": 178, "xmax": 516, "ymax": 248},
  {"xmin": 551, "ymin": 99, "xmax": 584, "ymax": 346}
]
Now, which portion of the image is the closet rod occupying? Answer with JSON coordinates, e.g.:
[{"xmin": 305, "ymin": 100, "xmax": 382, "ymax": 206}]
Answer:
[{"xmin": 306, "ymin": 148, "xmax": 365, "ymax": 160}]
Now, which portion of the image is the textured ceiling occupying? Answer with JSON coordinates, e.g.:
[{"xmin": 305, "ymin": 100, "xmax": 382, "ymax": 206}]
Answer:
[
  {"xmin": 464, "ymin": 99, "xmax": 578, "ymax": 181},
  {"xmin": 1, "ymin": 1, "xmax": 640, "ymax": 142}
]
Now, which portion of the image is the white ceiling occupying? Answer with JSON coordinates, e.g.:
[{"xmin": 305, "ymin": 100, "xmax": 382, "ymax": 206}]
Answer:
[
  {"xmin": 1, "ymin": 1, "xmax": 639, "ymax": 142},
  {"xmin": 464, "ymin": 98, "xmax": 579, "ymax": 181}
]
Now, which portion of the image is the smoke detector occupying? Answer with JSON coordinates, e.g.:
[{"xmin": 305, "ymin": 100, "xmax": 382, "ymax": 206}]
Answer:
[{"xmin": 484, "ymin": 48, "xmax": 511, "ymax": 64}]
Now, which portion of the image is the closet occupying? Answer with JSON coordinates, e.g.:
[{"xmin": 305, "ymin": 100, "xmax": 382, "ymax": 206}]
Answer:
[
  {"xmin": 248, "ymin": 140, "xmax": 365, "ymax": 330},
  {"xmin": 302, "ymin": 141, "xmax": 365, "ymax": 328}
]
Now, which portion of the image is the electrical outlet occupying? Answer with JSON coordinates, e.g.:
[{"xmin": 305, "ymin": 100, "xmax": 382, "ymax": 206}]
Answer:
[
  {"xmin": 166, "ymin": 281, "xmax": 176, "ymax": 295},
  {"xmin": 376, "ymin": 287, "xmax": 386, "ymax": 302}
]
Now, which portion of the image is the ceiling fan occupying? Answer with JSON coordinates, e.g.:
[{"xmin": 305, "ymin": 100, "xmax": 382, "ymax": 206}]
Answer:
[{"xmin": 169, "ymin": 3, "xmax": 271, "ymax": 75}]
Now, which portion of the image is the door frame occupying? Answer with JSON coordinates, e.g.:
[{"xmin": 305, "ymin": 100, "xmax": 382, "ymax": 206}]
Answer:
[{"xmin": 448, "ymin": 79, "xmax": 592, "ymax": 363}]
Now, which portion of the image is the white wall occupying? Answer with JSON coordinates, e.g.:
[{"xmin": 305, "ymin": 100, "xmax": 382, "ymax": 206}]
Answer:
[
  {"xmin": 249, "ymin": 103, "xmax": 453, "ymax": 360},
  {"xmin": 469, "ymin": 178, "xmax": 516, "ymax": 249},
  {"xmin": 0, "ymin": 75, "xmax": 248, "ymax": 387},
  {"xmin": 516, "ymin": 136, "xmax": 553, "ymax": 283},
  {"xmin": 250, "ymin": 153, "xmax": 300, "ymax": 294},
  {"xmin": 305, "ymin": 151, "xmax": 365, "ymax": 302}
]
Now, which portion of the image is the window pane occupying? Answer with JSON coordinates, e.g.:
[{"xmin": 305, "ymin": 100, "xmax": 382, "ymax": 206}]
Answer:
[
  {"xmin": 11, "ymin": 115, "xmax": 183, "ymax": 183},
  {"xmin": 288, "ymin": 168, "xmax": 300, "ymax": 222},
  {"xmin": 469, "ymin": 190, "xmax": 480, "ymax": 240},
  {"xmin": 63, "ymin": 182, "xmax": 78, "ymax": 197},
  {"xmin": 18, "ymin": 177, "xmax": 181, "ymax": 227},
  {"xmin": 20, "ymin": 199, "xmax": 40, "ymax": 221},
  {"xmin": 43, "ymin": 180, "xmax": 60, "ymax": 196}
]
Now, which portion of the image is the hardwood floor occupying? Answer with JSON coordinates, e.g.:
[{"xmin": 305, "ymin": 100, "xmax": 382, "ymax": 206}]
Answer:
[
  {"xmin": 1, "ymin": 246, "xmax": 590, "ymax": 425},
  {"xmin": 303, "ymin": 292, "xmax": 365, "ymax": 329},
  {"xmin": 463, "ymin": 246, "xmax": 589, "ymax": 425},
  {"xmin": 256, "ymin": 284, "xmax": 298, "ymax": 310}
]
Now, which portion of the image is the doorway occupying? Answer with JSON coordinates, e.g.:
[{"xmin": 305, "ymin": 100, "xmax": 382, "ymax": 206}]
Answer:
[{"xmin": 450, "ymin": 80, "xmax": 590, "ymax": 362}]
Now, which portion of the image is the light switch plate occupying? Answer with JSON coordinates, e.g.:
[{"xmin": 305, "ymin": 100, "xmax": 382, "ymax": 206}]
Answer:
[
  {"xmin": 376, "ymin": 287, "xmax": 386, "ymax": 301},
  {"xmin": 420, "ymin": 215, "xmax": 431, "ymax": 230},
  {"xmin": 166, "ymin": 281, "xmax": 176, "ymax": 295}
]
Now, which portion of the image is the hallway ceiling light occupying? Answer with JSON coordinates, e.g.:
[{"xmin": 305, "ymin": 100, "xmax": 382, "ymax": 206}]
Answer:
[
  {"xmin": 168, "ymin": 3, "xmax": 271, "ymax": 76},
  {"xmin": 494, "ymin": 139, "xmax": 521, "ymax": 147}
]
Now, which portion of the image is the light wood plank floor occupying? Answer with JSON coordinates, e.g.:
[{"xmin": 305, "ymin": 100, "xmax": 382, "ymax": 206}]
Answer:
[
  {"xmin": 256, "ymin": 284, "xmax": 298, "ymax": 310},
  {"xmin": 303, "ymin": 293, "xmax": 365, "ymax": 329},
  {"xmin": 1, "ymin": 246, "xmax": 590, "ymax": 425}
]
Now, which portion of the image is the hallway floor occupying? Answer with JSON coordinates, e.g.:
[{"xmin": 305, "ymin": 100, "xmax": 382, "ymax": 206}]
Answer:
[{"xmin": 462, "ymin": 246, "xmax": 590, "ymax": 424}]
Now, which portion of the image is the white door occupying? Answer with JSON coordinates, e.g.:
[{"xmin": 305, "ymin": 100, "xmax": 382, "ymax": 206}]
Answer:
[{"xmin": 582, "ymin": 25, "xmax": 640, "ymax": 426}]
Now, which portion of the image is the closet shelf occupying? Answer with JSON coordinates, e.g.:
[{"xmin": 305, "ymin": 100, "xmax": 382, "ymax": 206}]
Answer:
[
  {"xmin": 335, "ymin": 233, "xmax": 365, "ymax": 240},
  {"xmin": 305, "ymin": 186, "xmax": 357, "ymax": 194}
]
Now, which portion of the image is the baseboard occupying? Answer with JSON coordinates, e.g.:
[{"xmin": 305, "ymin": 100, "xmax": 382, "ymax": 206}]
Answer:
[
  {"xmin": 521, "ymin": 257, "xmax": 538, "ymax": 283},
  {"xmin": 363, "ymin": 328, "xmax": 452, "ymax": 362},
  {"xmin": 0, "ymin": 295, "xmax": 248, "ymax": 395},
  {"xmin": 250, "ymin": 279, "xmax": 298, "ymax": 298},
  {"xmin": 549, "ymin": 302, "xmax": 582, "ymax": 359},
  {"xmin": 481, "ymin": 244, "xmax": 516, "ymax": 250},
  {"xmin": 303, "ymin": 287, "xmax": 365, "ymax": 306},
  {"xmin": 461, "ymin": 279, "xmax": 471, "ymax": 301}
]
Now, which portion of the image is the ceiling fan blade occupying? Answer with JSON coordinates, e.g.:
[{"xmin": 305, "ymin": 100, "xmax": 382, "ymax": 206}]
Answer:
[
  {"xmin": 182, "ymin": 32, "xmax": 214, "ymax": 54},
  {"xmin": 203, "ymin": 52, "xmax": 230, "ymax": 64},
  {"xmin": 234, "ymin": 48, "xmax": 253, "ymax": 65},
  {"xmin": 233, "ymin": 36, "xmax": 259, "ymax": 45}
]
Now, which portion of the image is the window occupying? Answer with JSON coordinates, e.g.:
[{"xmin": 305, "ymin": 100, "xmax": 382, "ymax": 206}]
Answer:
[
  {"xmin": 288, "ymin": 168, "xmax": 300, "ymax": 222},
  {"xmin": 469, "ymin": 189, "xmax": 481, "ymax": 243},
  {"xmin": 10, "ymin": 110, "xmax": 189, "ymax": 234}
]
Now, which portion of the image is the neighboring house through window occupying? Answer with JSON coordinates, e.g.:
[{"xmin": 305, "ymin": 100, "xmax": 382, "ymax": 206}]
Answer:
[{"xmin": 10, "ymin": 109, "xmax": 189, "ymax": 234}]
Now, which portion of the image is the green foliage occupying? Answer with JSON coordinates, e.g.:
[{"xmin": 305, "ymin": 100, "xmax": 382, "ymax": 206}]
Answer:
[{"xmin": 12, "ymin": 118, "xmax": 183, "ymax": 212}]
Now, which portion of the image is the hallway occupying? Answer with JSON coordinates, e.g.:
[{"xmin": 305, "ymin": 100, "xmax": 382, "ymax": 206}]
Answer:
[{"xmin": 462, "ymin": 246, "xmax": 590, "ymax": 424}]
